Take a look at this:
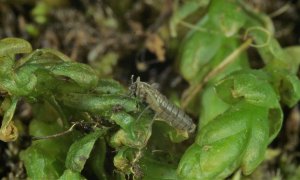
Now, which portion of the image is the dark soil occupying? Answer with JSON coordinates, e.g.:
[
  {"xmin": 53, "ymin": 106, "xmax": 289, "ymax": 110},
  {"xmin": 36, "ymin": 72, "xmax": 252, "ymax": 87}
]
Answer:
[{"xmin": 0, "ymin": 0, "xmax": 300, "ymax": 179}]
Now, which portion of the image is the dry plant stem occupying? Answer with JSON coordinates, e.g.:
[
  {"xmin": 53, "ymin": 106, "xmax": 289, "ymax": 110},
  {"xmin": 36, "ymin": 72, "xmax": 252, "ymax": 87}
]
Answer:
[
  {"xmin": 31, "ymin": 122, "xmax": 79, "ymax": 140},
  {"xmin": 181, "ymin": 38, "xmax": 253, "ymax": 109},
  {"xmin": 179, "ymin": 21, "xmax": 241, "ymax": 39},
  {"xmin": 269, "ymin": 2, "xmax": 291, "ymax": 18},
  {"xmin": 179, "ymin": 21, "xmax": 219, "ymax": 35}
]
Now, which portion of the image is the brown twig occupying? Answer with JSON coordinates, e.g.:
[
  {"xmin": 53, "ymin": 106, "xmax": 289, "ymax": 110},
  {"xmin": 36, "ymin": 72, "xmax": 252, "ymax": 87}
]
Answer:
[
  {"xmin": 181, "ymin": 38, "xmax": 253, "ymax": 109},
  {"xmin": 31, "ymin": 122, "xmax": 79, "ymax": 141}
]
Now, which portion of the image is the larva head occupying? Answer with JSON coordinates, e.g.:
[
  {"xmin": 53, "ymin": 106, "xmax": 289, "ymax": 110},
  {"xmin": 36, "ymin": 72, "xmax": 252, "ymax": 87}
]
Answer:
[
  {"xmin": 130, "ymin": 76, "xmax": 150, "ymax": 101},
  {"xmin": 129, "ymin": 76, "xmax": 137, "ymax": 96},
  {"xmin": 129, "ymin": 76, "xmax": 142, "ymax": 96}
]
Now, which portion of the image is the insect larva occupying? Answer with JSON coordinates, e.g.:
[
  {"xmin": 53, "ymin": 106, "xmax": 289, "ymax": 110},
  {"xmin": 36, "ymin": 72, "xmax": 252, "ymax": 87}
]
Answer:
[{"xmin": 130, "ymin": 77, "xmax": 196, "ymax": 133}]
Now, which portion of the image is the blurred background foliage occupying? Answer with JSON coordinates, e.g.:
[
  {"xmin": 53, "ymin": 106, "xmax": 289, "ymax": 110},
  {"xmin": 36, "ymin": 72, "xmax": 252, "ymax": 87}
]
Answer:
[{"xmin": 0, "ymin": 0, "xmax": 300, "ymax": 179}]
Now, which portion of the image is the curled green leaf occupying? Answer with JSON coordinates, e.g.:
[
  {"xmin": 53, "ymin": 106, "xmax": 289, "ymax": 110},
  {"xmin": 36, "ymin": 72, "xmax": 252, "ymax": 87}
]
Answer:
[
  {"xmin": 110, "ymin": 110, "xmax": 153, "ymax": 148},
  {"xmin": 20, "ymin": 144, "xmax": 63, "ymax": 179},
  {"xmin": 179, "ymin": 23, "xmax": 224, "ymax": 83},
  {"xmin": 214, "ymin": 70, "xmax": 283, "ymax": 142},
  {"xmin": 0, "ymin": 97, "xmax": 19, "ymax": 142},
  {"xmin": 60, "ymin": 93, "xmax": 138, "ymax": 115},
  {"xmin": 178, "ymin": 101, "xmax": 271, "ymax": 179},
  {"xmin": 16, "ymin": 48, "xmax": 72, "ymax": 67},
  {"xmin": 283, "ymin": 46, "xmax": 300, "ymax": 74},
  {"xmin": 170, "ymin": 0, "xmax": 210, "ymax": 37},
  {"xmin": 21, "ymin": 118, "xmax": 74, "ymax": 179},
  {"xmin": 65, "ymin": 129, "xmax": 106, "ymax": 172},
  {"xmin": 113, "ymin": 147, "xmax": 137, "ymax": 174},
  {"xmin": 48, "ymin": 62, "xmax": 98, "ymax": 90},
  {"xmin": 0, "ymin": 37, "xmax": 32, "ymax": 57},
  {"xmin": 198, "ymin": 85, "xmax": 230, "ymax": 127},
  {"xmin": 268, "ymin": 70, "xmax": 300, "ymax": 107},
  {"xmin": 208, "ymin": 0, "xmax": 247, "ymax": 36},
  {"xmin": 215, "ymin": 70, "xmax": 279, "ymax": 108},
  {"xmin": 94, "ymin": 79, "xmax": 126, "ymax": 94}
]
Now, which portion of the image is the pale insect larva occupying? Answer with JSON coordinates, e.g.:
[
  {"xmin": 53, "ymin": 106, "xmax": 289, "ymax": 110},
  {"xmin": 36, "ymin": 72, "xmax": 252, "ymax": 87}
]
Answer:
[{"xmin": 130, "ymin": 77, "xmax": 196, "ymax": 133}]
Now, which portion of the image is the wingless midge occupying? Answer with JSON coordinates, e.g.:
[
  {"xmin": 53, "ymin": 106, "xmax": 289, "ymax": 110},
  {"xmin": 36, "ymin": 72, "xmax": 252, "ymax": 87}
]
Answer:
[{"xmin": 130, "ymin": 76, "xmax": 196, "ymax": 133}]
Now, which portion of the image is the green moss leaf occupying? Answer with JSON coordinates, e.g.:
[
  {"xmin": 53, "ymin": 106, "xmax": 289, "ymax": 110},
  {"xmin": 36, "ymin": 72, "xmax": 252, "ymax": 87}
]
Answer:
[
  {"xmin": 268, "ymin": 70, "xmax": 300, "ymax": 107},
  {"xmin": 215, "ymin": 70, "xmax": 279, "ymax": 108},
  {"xmin": 61, "ymin": 93, "xmax": 137, "ymax": 115},
  {"xmin": 283, "ymin": 46, "xmax": 300, "ymax": 74},
  {"xmin": 179, "ymin": 21, "xmax": 224, "ymax": 83},
  {"xmin": 48, "ymin": 62, "xmax": 98, "ymax": 90},
  {"xmin": 0, "ymin": 38, "xmax": 32, "ymax": 56},
  {"xmin": 198, "ymin": 85, "xmax": 230, "ymax": 127},
  {"xmin": 139, "ymin": 151, "xmax": 178, "ymax": 180},
  {"xmin": 113, "ymin": 147, "xmax": 136, "ymax": 173},
  {"xmin": 0, "ymin": 97, "xmax": 18, "ymax": 142},
  {"xmin": 65, "ymin": 129, "xmax": 106, "ymax": 172},
  {"xmin": 86, "ymin": 139, "xmax": 108, "ymax": 180},
  {"xmin": 110, "ymin": 110, "xmax": 153, "ymax": 148},
  {"xmin": 178, "ymin": 101, "xmax": 271, "ymax": 179},
  {"xmin": 94, "ymin": 79, "xmax": 125, "ymax": 94},
  {"xmin": 20, "ymin": 119, "xmax": 74, "ymax": 179},
  {"xmin": 208, "ymin": 0, "xmax": 247, "ymax": 36},
  {"xmin": 20, "ymin": 144, "xmax": 64, "ymax": 179},
  {"xmin": 170, "ymin": 0, "xmax": 210, "ymax": 37},
  {"xmin": 58, "ymin": 169, "xmax": 86, "ymax": 180},
  {"xmin": 214, "ymin": 70, "xmax": 283, "ymax": 142}
]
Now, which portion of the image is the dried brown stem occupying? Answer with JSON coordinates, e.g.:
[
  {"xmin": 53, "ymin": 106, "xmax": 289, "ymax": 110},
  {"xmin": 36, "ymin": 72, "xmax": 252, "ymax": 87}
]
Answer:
[{"xmin": 181, "ymin": 38, "xmax": 253, "ymax": 109}]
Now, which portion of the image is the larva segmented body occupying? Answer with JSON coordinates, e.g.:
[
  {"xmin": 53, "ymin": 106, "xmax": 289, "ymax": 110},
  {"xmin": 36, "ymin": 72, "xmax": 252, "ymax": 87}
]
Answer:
[{"xmin": 130, "ymin": 77, "xmax": 196, "ymax": 133}]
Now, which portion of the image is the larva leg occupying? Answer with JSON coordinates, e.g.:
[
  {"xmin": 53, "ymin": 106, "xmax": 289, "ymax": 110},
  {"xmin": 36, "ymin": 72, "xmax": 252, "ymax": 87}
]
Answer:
[
  {"xmin": 153, "ymin": 111, "xmax": 165, "ymax": 122},
  {"xmin": 136, "ymin": 105, "xmax": 151, "ymax": 121}
]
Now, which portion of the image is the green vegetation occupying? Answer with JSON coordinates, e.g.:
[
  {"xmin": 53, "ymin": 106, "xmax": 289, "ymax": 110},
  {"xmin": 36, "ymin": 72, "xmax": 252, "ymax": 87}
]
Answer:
[{"xmin": 1, "ymin": 0, "xmax": 300, "ymax": 179}]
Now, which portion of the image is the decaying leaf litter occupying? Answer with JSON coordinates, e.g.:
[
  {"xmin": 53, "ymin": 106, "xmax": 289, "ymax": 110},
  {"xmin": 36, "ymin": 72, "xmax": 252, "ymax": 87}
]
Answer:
[{"xmin": 1, "ymin": 0, "xmax": 300, "ymax": 179}]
